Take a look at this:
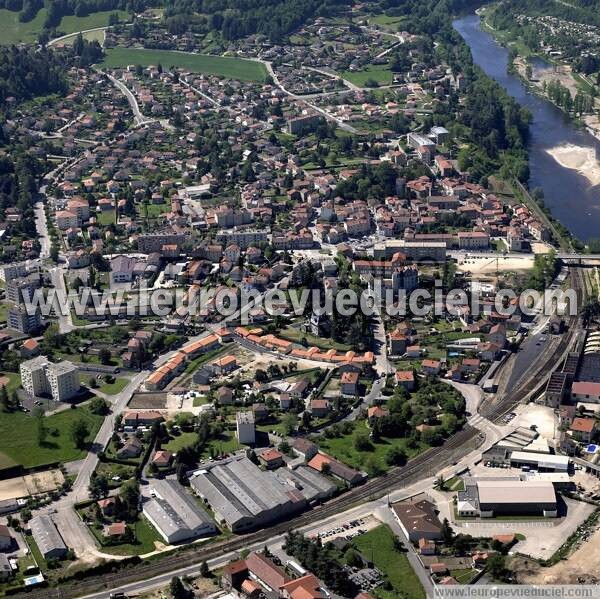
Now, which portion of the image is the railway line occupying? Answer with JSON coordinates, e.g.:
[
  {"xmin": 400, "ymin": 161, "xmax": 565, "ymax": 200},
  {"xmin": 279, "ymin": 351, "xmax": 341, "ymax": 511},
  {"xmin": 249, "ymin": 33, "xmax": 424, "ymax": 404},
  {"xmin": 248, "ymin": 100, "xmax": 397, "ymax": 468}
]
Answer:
[
  {"xmin": 480, "ymin": 267, "xmax": 585, "ymax": 422},
  {"xmin": 15, "ymin": 426, "xmax": 481, "ymax": 599}
]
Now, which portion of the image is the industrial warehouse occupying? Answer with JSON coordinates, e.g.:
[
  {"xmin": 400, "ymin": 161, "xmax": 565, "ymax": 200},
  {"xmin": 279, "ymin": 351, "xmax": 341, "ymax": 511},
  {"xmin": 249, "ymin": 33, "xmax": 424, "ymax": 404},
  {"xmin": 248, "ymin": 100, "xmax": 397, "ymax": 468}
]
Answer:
[
  {"xmin": 457, "ymin": 478, "xmax": 558, "ymax": 518},
  {"xmin": 143, "ymin": 479, "xmax": 217, "ymax": 544},
  {"xmin": 28, "ymin": 515, "xmax": 68, "ymax": 561},
  {"xmin": 190, "ymin": 456, "xmax": 310, "ymax": 532}
]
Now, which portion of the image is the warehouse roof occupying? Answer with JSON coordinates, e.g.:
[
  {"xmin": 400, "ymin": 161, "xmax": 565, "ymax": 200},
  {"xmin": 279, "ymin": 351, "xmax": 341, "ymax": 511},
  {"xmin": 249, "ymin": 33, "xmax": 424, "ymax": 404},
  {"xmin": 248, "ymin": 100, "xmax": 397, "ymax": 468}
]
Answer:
[
  {"xmin": 509, "ymin": 451, "xmax": 570, "ymax": 470},
  {"xmin": 29, "ymin": 515, "xmax": 66, "ymax": 556},
  {"xmin": 190, "ymin": 456, "xmax": 299, "ymax": 529},
  {"xmin": 477, "ymin": 480, "xmax": 556, "ymax": 505},
  {"xmin": 144, "ymin": 479, "xmax": 214, "ymax": 541}
]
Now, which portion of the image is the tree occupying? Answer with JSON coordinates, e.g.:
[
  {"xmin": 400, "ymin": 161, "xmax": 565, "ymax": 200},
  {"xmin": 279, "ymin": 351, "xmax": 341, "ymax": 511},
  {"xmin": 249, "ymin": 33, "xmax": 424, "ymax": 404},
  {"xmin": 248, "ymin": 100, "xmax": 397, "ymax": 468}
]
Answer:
[
  {"xmin": 385, "ymin": 446, "xmax": 407, "ymax": 466},
  {"xmin": 282, "ymin": 413, "xmax": 297, "ymax": 435},
  {"xmin": 345, "ymin": 548, "xmax": 363, "ymax": 568},
  {"xmin": 71, "ymin": 418, "xmax": 89, "ymax": 449},
  {"xmin": 88, "ymin": 377, "xmax": 98, "ymax": 389},
  {"xmin": 34, "ymin": 407, "xmax": 47, "ymax": 446},
  {"xmin": 200, "ymin": 560, "xmax": 210, "ymax": 577},
  {"xmin": 99, "ymin": 348, "xmax": 111, "ymax": 365},
  {"xmin": 487, "ymin": 554, "xmax": 507, "ymax": 580},
  {"xmin": 0, "ymin": 386, "xmax": 8, "ymax": 412},
  {"xmin": 88, "ymin": 473, "xmax": 109, "ymax": 499},
  {"xmin": 89, "ymin": 397, "xmax": 109, "ymax": 415},
  {"xmin": 441, "ymin": 517, "xmax": 454, "ymax": 545},
  {"xmin": 119, "ymin": 479, "xmax": 140, "ymax": 523},
  {"xmin": 170, "ymin": 576, "xmax": 187, "ymax": 599},
  {"xmin": 353, "ymin": 432, "xmax": 372, "ymax": 452}
]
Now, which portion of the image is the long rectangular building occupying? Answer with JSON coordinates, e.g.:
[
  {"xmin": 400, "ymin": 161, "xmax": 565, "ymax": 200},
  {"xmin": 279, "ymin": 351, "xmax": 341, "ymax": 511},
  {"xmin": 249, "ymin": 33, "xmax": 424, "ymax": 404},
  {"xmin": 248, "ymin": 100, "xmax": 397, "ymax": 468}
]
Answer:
[
  {"xmin": 274, "ymin": 465, "xmax": 337, "ymax": 504},
  {"xmin": 29, "ymin": 515, "xmax": 67, "ymax": 560},
  {"xmin": 458, "ymin": 476, "xmax": 558, "ymax": 518},
  {"xmin": 143, "ymin": 479, "xmax": 216, "ymax": 544},
  {"xmin": 190, "ymin": 456, "xmax": 306, "ymax": 532}
]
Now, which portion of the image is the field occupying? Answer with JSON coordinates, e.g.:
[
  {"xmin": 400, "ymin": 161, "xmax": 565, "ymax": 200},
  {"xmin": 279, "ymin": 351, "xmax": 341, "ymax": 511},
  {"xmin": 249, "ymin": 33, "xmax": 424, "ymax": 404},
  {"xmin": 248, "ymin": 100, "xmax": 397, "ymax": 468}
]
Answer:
[
  {"xmin": 368, "ymin": 14, "xmax": 404, "ymax": 28},
  {"xmin": 59, "ymin": 10, "xmax": 128, "ymax": 35},
  {"xmin": 0, "ymin": 371, "xmax": 21, "ymax": 394},
  {"xmin": 101, "ymin": 48, "xmax": 268, "ymax": 82},
  {"xmin": 353, "ymin": 525, "xmax": 425, "ymax": 599},
  {"xmin": 341, "ymin": 65, "xmax": 393, "ymax": 87},
  {"xmin": 0, "ymin": 8, "xmax": 128, "ymax": 45},
  {"xmin": 317, "ymin": 420, "xmax": 426, "ymax": 473},
  {"xmin": 164, "ymin": 431, "xmax": 197, "ymax": 453},
  {"xmin": 0, "ymin": 407, "xmax": 103, "ymax": 469},
  {"xmin": 98, "ymin": 377, "xmax": 129, "ymax": 395}
]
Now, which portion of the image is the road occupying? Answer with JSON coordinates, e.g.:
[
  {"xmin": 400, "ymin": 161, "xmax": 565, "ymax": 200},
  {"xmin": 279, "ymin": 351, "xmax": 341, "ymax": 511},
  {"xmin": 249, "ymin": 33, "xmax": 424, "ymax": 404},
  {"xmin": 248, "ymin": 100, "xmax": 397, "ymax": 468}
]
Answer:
[
  {"xmin": 33, "ymin": 202, "xmax": 50, "ymax": 260},
  {"xmin": 260, "ymin": 60, "xmax": 359, "ymax": 134},
  {"xmin": 48, "ymin": 26, "xmax": 108, "ymax": 47},
  {"xmin": 102, "ymin": 70, "xmax": 153, "ymax": 127},
  {"xmin": 33, "ymin": 371, "xmax": 150, "ymax": 557}
]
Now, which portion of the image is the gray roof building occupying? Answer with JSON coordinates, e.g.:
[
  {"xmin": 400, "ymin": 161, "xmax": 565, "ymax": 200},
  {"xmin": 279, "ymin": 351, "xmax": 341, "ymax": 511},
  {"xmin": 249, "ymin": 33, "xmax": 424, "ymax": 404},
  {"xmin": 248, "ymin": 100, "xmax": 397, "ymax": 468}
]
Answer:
[
  {"xmin": 190, "ymin": 456, "xmax": 306, "ymax": 533},
  {"xmin": 29, "ymin": 515, "xmax": 67, "ymax": 560},
  {"xmin": 143, "ymin": 479, "xmax": 216, "ymax": 544},
  {"xmin": 274, "ymin": 466, "xmax": 336, "ymax": 504}
]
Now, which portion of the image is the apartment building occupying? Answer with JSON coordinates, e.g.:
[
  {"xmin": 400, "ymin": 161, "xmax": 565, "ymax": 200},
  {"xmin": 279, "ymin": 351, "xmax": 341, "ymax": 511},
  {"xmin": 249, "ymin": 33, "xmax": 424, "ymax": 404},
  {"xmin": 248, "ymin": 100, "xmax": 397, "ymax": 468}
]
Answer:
[
  {"xmin": 7, "ymin": 304, "xmax": 41, "ymax": 334},
  {"xmin": 216, "ymin": 228, "xmax": 268, "ymax": 250},
  {"xmin": 236, "ymin": 410, "xmax": 256, "ymax": 444},
  {"xmin": 20, "ymin": 356, "xmax": 79, "ymax": 401}
]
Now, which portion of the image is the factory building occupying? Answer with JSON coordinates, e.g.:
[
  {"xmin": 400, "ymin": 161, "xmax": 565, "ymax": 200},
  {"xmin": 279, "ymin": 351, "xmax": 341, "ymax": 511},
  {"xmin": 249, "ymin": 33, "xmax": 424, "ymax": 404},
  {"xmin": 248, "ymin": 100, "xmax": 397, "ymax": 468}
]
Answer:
[
  {"xmin": 143, "ymin": 479, "xmax": 216, "ymax": 544},
  {"xmin": 29, "ymin": 515, "xmax": 67, "ymax": 560},
  {"xmin": 190, "ymin": 456, "xmax": 306, "ymax": 532},
  {"xmin": 457, "ymin": 478, "xmax": 558, "ymax": 518}
]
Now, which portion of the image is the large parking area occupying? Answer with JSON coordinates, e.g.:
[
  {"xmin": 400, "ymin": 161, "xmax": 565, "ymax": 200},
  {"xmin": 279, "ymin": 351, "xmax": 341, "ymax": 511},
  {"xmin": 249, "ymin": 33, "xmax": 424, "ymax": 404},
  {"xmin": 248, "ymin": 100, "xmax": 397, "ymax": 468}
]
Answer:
[{"xmin": 312, "ymin": 515, "xmax": 378, "ymax": 542}]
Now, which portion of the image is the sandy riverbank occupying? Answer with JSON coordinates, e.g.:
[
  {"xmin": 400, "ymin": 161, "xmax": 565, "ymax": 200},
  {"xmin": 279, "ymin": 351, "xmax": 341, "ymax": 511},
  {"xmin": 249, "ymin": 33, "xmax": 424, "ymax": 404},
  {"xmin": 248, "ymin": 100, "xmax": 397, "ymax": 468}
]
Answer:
[{"xmin": 546, "ymin": 144, "xmax": 600, "ymax": 187}]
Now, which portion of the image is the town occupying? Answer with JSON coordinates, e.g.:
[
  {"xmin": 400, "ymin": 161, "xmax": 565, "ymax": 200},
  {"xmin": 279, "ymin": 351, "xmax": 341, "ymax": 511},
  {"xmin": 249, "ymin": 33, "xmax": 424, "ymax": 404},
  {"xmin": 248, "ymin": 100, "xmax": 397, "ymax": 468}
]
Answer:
[{"xmin": 1, "ymin": 0, "xmax": 600, "ymax": 597}]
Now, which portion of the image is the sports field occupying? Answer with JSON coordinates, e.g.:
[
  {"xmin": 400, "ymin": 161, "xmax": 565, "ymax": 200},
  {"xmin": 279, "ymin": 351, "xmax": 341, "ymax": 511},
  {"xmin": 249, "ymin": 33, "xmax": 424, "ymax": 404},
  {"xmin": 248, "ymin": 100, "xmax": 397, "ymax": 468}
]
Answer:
[{"xmin": 101, "ymin": 47, "xmax": 267, "ymax": 82}]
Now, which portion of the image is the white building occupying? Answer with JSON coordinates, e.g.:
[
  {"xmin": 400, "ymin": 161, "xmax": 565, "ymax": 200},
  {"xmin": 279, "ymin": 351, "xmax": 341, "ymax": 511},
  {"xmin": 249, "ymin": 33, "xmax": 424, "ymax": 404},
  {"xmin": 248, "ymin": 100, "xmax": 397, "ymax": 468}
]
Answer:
[
  {"xmin": 20, "ymin": 357, "xmax": 79, "ymax": 402},
  {"xmin": 236, "ymin": 411, "xmax": 256, "ymax": 444},
  {"xmin": 143, "ymin": 479, "xmax": 216, "ymax": 544}
]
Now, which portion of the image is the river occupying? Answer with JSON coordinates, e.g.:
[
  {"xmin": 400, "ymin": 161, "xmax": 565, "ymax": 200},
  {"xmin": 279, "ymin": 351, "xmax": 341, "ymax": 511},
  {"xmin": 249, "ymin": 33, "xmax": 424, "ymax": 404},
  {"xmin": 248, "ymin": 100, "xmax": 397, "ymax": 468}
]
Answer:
[{"xmin": 453, "ymin": 14, "xmax": 600, "ymax": 241}]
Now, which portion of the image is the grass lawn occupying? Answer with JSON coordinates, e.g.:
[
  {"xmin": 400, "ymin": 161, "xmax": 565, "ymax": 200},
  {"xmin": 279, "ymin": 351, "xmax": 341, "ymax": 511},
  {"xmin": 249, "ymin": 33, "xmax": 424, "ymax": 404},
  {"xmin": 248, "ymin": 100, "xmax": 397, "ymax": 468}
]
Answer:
[
  {"xmin": 193, "ymin": 395, "xmax": 208, "ymax": 407},
  {"xmin": 368, "ymin": 14, "xmax": 404, "ymax": 27},
  {"xmin": 201, "ymin": 431, "xmax": 240, "ymax": 458},
  {"xmin": 164, "ymin": 431, "xmax": 197, "ymax": 452},
  {"xmin": 341, "ymin": 65, "xmax": 393, "ymax": 87},
  {"xmin": 317, "ymin": 420, "xmax": 426, "ymax": 473},
  {"xmin": 0, "ymin": 7, "xmax": 49, "ymax": 44},
  {"xmin": 353, "ymin": 525, "xmax": 425, "ymax": 599},
  {"xmin": 59, "ymin": 10, "xmax": 129, "ymax": 34},
  {"xmin": 95, "ymin": 461, "xmax": 137, "ymax": 486},
  {"xmin": 98, "ymin": 377, "xmax": 129, "ymax": 395},
  {"xmin": 0, "ymin": 407, "xmax": 103, "ymax": 469},
  {"xmin": 0, "ymin": 371, "xmax": 21, "ymax": 394},
  {"xmin": 442, "ymin": 475, "xmax": 465, "ymax": 492},
  {"xmin": 57, "ymin": 28, "xmax": 106, "ymax": 45},
  {"xmin": 97, "ymin": 209, "xmax": 116, "ymax": 226},
  {"xmin": 0, "ymin": 8, "xmax": 128, "ymax": 45},
  {"xmin": 449, "ymin": 568, "xmax": 478, "ymax": 584},
  {"xmin": 279, "ymin": 327, "xmax": 351, "ymax": 351},
  {"xmin": 140, "ymin": 202, "xmax": 170, "ymax": 218},
  {"xmin": 93, "ymin": 517, "xmax": 162, "ymax": 555},
  {"xmin": 101, "ymin": 48, "xmax": 267, "ymax": 82}
]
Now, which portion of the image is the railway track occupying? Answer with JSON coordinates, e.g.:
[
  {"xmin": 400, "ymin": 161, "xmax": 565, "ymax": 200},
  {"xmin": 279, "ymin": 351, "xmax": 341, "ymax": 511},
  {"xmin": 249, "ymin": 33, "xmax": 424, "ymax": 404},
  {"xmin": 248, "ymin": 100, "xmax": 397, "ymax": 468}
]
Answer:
[
  {"xmin": 16, "ymin": 426, "xmax": 481, "ymax": 599},
  {"xmin": 481, "ymin": 267, "xmax": 585, "ymax": 422}
]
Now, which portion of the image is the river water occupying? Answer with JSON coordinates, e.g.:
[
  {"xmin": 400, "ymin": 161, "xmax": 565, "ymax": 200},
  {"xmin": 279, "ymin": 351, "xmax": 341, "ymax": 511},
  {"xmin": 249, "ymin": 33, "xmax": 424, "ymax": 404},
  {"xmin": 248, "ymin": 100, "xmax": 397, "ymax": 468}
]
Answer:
[{"xmin": 453, "ymin": 14, "xmax": 600, "ymax": 241}]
